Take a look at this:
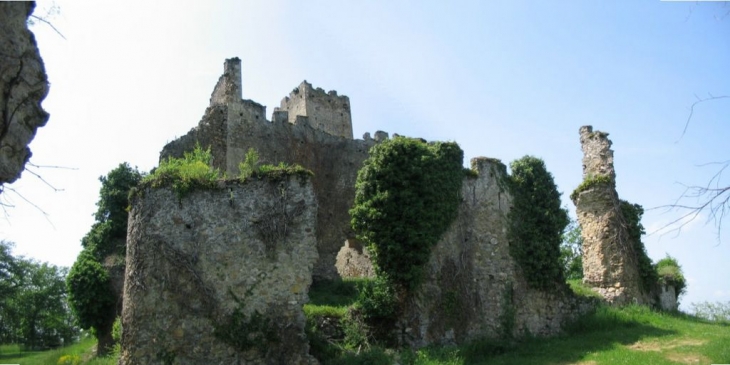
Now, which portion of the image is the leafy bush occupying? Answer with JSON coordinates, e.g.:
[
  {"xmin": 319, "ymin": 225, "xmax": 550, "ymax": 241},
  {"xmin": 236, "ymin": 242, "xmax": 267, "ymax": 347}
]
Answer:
[
  {"xmin": 654, "ymin": 255, "xmax": 686, "ymax": 300},
  {"xmin": 355, "ymin": 277, "xmax": 398, "ymax": 321},
  {"xmin": 66, "ymin": 249, "xmax": 115, "ymax": 331},
  {"xmin": 618, "ymin": 201, "xmax": 658, "ymax": 294},
  {"xmin": 507, "ymin": 156, "xmax": 569, "ymax": 289},
  {"xmin": 142, "ymin": 144, "xmax": 221, "ymax": 198},
  {"xmin": 350, "ymin": 136, "xmax": 464, "ymax": 291}
]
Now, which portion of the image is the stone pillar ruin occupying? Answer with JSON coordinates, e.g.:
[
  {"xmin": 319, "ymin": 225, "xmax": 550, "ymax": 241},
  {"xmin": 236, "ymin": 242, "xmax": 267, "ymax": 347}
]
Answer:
[
  {"xmin": 571, "ymin": 126, "xmax": 644, "ymax": 305},
  {"xmin": 121, "ymin": 177, "xmax": 318, "ymax": 365}
]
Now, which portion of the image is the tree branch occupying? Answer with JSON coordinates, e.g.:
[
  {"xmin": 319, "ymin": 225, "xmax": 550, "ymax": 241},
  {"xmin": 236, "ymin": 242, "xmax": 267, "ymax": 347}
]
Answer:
[{"xmin": 676, "ymin": 94, "xmax": 729, "ymax": 143}]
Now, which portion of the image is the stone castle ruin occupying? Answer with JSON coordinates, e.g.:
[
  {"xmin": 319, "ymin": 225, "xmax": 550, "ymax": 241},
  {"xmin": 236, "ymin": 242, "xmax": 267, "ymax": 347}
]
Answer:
[
  {"xmin": 571, "ymin": 126, "xmax": 649, "ymax": 305},
  {"xmin": 121, "ymin": 58, "xmax": 670, "ymax": 364},
  {"xmin": 160, "ymin": 58, "xmax": 383, "ymax": 281}
]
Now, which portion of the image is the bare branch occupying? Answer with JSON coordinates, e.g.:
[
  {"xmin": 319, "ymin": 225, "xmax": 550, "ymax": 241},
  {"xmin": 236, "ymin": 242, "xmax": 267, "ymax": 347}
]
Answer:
[
  {"xmin": 2, "ymin": 186, "xmax": 56, "ymax": 229},
  {"xmin": 28, "ymin": 15, "xmax": 66, "ymax": 40},
  {"xmin": 676, "ymin": 94, "xmax": 729, "ymax": 143}
]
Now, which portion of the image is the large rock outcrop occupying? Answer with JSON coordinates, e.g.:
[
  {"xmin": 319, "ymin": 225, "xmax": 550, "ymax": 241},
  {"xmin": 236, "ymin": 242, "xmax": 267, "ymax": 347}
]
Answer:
[
  {"xmin": 0, "ymin": 1, "xmax": 49, "ymax": 187},
  {"xmin": 121, "ymin": 176, "xmax": 319, "ymax": 365}
]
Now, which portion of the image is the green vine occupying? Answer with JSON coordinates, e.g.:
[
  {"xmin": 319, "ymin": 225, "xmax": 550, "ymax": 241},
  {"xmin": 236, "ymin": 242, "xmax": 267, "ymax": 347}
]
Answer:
[
  {"xmin": 350, "ymin": 136, "xmax": 465, "ymax": 291},
  {"xmin": 507, "ymin": 156, "xmax": 569, "ymax": 289},
  {"xmin": 619, "ymin": 201, "xmax": 658, "ymax": 294}
]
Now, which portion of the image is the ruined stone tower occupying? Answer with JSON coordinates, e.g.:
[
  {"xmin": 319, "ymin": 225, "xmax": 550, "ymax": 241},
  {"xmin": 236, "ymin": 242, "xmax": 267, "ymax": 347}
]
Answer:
[
  {"xmin": 571, "ymin": 126, "xmax": 644, "ymax": 305},
  {"xmin": 161, "ymin": 57, "xmax": 387, "ymax": 280}
]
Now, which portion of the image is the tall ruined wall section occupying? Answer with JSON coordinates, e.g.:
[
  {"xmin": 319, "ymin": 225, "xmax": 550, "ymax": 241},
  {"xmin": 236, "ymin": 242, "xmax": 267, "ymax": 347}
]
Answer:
[
  {"xmin": 0, "ymin": 2, "xmax": 50, "ymax": 186},
  {"xmin": 161, "ymin": 58, "xmax": 382, "ymax": 280},
  {"xmin": 398, "ymin": 158, "xmax": 595, "ymax": 348},
  {"xmin": 571, "ymin": 126, "xmax": 643, "ymax": 305},
  {"xmin": 276, "ymin": 81, "xmax": 353, "ymax": 139},
  {"xmin": 121, "ymin": 177, "xmax": 318, "ymax": 365}
]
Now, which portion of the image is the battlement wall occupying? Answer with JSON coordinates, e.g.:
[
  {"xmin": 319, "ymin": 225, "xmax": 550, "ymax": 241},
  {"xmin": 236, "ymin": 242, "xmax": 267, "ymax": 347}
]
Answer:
[{"xmin": 276, "ymin": 81, "xmax": 353, "ymax": 139}]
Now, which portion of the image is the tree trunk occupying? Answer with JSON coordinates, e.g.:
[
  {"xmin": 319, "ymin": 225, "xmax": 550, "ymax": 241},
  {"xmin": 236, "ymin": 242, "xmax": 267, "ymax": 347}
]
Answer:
[{"xmin": 96, "ymin": 320, "xmax": 114, "ymax": 357}]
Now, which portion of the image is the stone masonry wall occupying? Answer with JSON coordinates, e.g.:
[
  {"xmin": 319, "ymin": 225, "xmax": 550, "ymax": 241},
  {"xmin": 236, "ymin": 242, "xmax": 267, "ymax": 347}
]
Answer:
[
  {"xmin": 398, "ymin": 158, "xmax": 595, "ymax": 348},
  {"xmin": 160, "ymin": 58, "xmax": 382, "ymax": 280},
  {"xmin": 0, "ymin": 1, "xmax": 50, "ymax": 186},
  {"xmin": 572, "ymin": 126, "xmax": 644, "ymax": 305},
  {"xmin": 121, "ymin": 177, "xmax": 318, "ymax": 365},
  {"xmin": 276, "ymin": 81, "xmax": 353, "ymax": 139}
]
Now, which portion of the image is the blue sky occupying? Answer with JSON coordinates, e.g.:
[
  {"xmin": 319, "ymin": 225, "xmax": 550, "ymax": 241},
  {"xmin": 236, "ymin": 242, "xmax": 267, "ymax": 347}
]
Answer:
[{"xmin": 2, "ymin": 0, "xmax": 728, "ymax": 311}]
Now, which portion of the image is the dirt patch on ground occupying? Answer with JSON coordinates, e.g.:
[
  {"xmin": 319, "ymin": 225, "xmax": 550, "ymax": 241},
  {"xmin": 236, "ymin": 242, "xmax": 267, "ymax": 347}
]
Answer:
[
  {"xmin": 627, "ymin": 337, "xmax": 706, "ymax": 352},
  {"xmin": 664, "ymin": 352, "xmax": 710, "ymax": 364}
]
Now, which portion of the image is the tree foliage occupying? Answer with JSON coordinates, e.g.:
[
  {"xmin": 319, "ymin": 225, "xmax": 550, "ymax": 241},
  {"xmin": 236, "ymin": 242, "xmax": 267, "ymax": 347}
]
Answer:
[
  {"xmin": 350, "ymin": 137, "xmax": 464, "ymax": 291},
  {"xmin": 82, "ymin": 163, "xmax": 143, "ymax": 260},
  {"xmin": 0, "ymin": 241, "xmax": 77, "ymax": 349},
  {"xmin": 507, "ymin": 156, "xmax": 569, "ymax": 289},
  {"xmin": 67, "ymin": 162, "xmax": 141, "ymax": 355},
  {"xmin": 66, "ymin": 249, "xmax": 114, "ymax": 331},
  {"xmin": 560, "ymin": 220, "xmax": 584, "ymax": 280}
]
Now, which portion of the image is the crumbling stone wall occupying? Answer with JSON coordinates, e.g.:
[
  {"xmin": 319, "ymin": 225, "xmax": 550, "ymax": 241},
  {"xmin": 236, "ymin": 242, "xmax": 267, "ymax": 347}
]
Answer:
[
  {"xmin": 335, "ymin": 239, "xmax": 374, "ymax": 278},
  {"xmin": 161, "ymin": 58, "xmax": 385, "ymax": 280},
  {"xmin": 571, "ymin": 126, "xmax": 644, "ymax": 305},
  {"xmin": 658, "ymin": 285, "xmax": 678, "ymax": 312},
  {"xmin": 397, "ymin": 158, "xmax": 595, "ymax": 347},
  {"xmin": 0, "ymin": 1, "xmax": 50, "ymax": 187},
  {"xmin": 276, "ymin": 81, "xmax": 353, "ymax": 139},
  {"xmin": 121, "ymin": 177, "xmax": 318, "ymax": 365}
]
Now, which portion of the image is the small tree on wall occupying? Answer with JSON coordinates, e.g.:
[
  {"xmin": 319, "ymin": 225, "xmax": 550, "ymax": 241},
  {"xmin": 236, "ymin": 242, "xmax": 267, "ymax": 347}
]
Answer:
[{"xmin": 507, "ymin": 156, "xmax": 569, "ymax": 289}]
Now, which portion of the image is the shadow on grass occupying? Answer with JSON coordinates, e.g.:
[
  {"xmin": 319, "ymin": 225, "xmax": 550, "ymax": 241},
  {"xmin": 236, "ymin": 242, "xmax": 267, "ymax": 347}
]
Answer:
[
  {"xmin": 0, "ymin": 351, "xmax": 42, "ymax": 360},
  {"xmin": 309, "ymin": 278, "xmax": 370, "ymax": 307},
  {"xmin": 417, "ymin": 305, "xmax": 678, "ymax": 365}
]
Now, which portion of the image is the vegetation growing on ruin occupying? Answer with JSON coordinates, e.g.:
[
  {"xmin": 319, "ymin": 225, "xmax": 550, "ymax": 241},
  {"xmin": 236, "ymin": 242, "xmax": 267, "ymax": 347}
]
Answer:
[
  {"xmin": 507, "ymin": 156, "xmax": 569, "ymax": 289},
  {"xmin": 138, "ymin": 145, "xmax": 313, "ymax": 199},
  {"xmin": 570, "ymin": 174, "xmax": 612, "ymax": 201},
  {"xmin": 619, "ymin": 200, "xmax": 659, "ymax": 294},
  {"xmin": 350, "ymin": 136, "xmax": 465, "ymax": 292},
  {"xmin": 140, "ymin": 144, "xmax": 221, "ymax": 199},
  {"xmin": 655, "ymin": 255, "xmax": 687, "ymax": 301},
  {"xmin": 239, "ymin": 147, "xmax": 312, "ymax": 181}
]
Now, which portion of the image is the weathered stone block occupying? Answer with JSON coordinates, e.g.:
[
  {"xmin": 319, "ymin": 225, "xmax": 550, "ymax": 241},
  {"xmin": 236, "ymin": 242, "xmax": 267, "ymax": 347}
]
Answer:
[{"xmin": 121, "ymin": 177, "xmax": 318, "ymax": 365}]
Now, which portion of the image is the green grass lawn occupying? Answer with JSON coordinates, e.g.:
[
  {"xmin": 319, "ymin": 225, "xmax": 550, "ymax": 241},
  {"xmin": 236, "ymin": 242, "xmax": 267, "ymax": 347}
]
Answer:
[
  {"xmin": 0, "ymin": 337, "xmax": 118, "ymax": 365},
  {"xmin": 407, "ymin": 305, "xmax": 730, "ymax": 365},
  {"xmin": 306, "ymin": 279, "xmax": 730, "ymax": 365}
]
